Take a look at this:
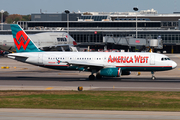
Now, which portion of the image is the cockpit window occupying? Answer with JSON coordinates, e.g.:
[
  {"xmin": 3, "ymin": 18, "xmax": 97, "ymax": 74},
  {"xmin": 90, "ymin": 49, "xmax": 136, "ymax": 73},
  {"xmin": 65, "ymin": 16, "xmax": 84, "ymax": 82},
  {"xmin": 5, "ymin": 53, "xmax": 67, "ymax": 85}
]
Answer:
[{"xmin": 161, "ymin": 57, "xmax": 170, "ymax": 61}]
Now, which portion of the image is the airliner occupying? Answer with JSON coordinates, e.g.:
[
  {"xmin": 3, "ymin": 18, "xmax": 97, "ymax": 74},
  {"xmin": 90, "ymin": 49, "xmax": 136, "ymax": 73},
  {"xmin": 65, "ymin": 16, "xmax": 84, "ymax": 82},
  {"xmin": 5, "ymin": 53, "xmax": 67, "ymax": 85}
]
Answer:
[
  {"xmin": 8, "ymin": 24, "xmax": 177, "ymax": 80},
  {"xmin": 0, "ymin": 31, "xmax": 77, "ymax": 52}
]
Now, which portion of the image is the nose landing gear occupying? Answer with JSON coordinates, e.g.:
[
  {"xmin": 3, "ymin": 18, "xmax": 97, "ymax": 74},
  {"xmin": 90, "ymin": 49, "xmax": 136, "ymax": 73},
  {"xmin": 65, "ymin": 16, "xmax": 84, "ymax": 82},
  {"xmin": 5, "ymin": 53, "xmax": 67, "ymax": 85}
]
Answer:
[{"xmin": 151, "ymin": 71, "xmax": 156, "ymax": 80}]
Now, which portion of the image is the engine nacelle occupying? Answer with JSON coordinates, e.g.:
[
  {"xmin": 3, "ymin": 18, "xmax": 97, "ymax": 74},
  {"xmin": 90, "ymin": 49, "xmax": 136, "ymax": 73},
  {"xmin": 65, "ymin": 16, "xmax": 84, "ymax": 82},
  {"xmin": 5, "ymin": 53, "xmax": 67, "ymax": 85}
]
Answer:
[
  {"xmin": 99, "ymin": 68, "xmax": 121, "ymax": 77},
  {"xmin": 121, "ymin": 71, "xmax": 131, "ymax": 75}
]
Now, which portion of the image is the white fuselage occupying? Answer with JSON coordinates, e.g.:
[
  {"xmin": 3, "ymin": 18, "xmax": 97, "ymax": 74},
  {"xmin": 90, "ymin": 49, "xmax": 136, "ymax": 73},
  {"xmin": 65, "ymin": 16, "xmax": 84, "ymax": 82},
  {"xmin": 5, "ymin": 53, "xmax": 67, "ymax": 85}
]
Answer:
[{"xmin": 8, "ymin": 52, "xmax": 177, "ymax": 72}]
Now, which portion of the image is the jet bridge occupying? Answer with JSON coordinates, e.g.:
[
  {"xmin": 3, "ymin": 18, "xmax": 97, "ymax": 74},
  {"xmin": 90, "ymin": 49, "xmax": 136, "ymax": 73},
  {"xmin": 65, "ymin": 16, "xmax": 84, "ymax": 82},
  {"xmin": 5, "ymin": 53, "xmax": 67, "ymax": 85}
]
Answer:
[{"xmin": 103, "ymin": 36, "xmax": 163, "ymax": 51}]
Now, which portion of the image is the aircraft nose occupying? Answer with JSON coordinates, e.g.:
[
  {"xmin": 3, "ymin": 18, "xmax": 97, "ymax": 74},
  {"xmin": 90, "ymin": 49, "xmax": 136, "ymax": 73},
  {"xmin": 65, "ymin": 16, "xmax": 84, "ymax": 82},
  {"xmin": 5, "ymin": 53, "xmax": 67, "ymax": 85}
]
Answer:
[{"xmin": 172, "ymin": 61, "xmax": 177, "ymax": 69}]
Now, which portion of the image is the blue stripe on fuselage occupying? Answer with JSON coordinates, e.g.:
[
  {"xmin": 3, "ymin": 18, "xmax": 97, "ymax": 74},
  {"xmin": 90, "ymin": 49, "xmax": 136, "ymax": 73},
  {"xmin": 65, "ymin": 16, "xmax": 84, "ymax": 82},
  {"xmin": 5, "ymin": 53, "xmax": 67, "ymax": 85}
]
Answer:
[
  {"xmin": 40, "ymin": 65, "xmax": 172, "ymax": 71},
  {"xmin": 118, "ymin": 66, "xmax": 172, "ymax": 71}
]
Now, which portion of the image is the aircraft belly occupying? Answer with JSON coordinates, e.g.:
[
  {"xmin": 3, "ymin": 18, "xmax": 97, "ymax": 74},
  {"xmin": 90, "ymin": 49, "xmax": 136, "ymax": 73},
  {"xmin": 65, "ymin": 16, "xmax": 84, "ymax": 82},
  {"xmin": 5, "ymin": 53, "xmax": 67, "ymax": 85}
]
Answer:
[
  {"xmin": 117, "ymin": 66, "xmax": 172, "ymax": 71},
  {"xmin": 42, "ymin": 65, "xmax": 81, "ymax": 70}
]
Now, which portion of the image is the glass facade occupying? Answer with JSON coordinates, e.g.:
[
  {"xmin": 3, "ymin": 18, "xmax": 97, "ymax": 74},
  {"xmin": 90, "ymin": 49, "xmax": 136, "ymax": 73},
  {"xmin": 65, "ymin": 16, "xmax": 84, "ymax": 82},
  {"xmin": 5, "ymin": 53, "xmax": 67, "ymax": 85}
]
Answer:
[
  {"xmin": 80, "ymin": 16, "xmax": 107, "ymax": 21},
  {"xmin": 69, "ymin": 31, "xmax": 180, "ymax": 45},
  {"xmin": 18, "ymin": 21, "xmax": 161, "ymax": 28},
  {"xmin": 16, "ymin": 21, "xmax": 180, "ymax": 53}
]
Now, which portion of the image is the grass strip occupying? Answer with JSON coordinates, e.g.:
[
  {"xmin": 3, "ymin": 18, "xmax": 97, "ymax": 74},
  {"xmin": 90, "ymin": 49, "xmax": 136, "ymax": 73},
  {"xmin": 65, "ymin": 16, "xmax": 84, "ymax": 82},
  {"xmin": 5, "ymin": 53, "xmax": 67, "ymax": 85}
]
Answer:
[{"xmin": 0, "ymin": 90, "xmax": 180, "ymax": 111}]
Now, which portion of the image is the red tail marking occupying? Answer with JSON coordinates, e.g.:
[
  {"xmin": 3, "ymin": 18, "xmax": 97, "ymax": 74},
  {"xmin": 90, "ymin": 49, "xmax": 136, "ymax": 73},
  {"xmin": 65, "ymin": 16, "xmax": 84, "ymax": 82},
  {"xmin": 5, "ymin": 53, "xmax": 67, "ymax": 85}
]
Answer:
[
  {"xmin": 73, "ymin": 41, "xmax": 77, "ymax": 45},
  {"xmin": 14, "ymin": 31, "xmax": 30, "ymax": 50}
]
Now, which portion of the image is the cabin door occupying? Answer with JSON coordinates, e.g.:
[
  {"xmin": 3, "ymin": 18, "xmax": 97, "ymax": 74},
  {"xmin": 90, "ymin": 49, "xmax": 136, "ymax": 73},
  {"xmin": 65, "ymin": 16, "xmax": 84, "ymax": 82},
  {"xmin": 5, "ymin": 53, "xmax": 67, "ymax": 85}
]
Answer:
[
  {"xmin": 38, "ymin": 54, "xmax": 43, "ymax": 64},
  {"xmin": 150, "ymin": 54, "xmax": 155, "ymax": 65}
]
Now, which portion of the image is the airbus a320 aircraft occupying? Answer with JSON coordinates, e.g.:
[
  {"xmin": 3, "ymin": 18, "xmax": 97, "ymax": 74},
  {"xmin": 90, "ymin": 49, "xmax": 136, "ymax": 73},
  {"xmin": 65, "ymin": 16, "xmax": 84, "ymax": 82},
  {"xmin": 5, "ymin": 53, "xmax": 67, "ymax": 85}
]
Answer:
[{"xmin": 8, "ymin": 24, "xmax": 177, "ymax": 80}]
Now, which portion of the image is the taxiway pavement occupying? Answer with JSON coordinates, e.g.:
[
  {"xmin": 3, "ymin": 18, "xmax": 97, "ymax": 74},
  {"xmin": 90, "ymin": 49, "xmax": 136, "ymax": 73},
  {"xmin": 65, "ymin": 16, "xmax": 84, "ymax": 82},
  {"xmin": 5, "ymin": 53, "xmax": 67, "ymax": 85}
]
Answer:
[
  {"xmin": 0, "ymin": 109, "xmax": 180, "ymax": 120},
  {"xmin": 0, "ymin": 54, "xmax": 180, "ymax": 91},
  {"xmin": 0, "ymin": 54, "xmax": 180, "ymax": 120}
]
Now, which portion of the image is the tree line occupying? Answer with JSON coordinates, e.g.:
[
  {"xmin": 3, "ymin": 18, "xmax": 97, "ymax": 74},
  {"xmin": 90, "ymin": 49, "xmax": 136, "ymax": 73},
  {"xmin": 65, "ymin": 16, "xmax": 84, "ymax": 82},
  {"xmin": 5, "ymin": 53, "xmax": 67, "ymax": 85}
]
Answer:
[{"xmin": 0, "ymin": 11, "xmax": 31, "ymax": 23}]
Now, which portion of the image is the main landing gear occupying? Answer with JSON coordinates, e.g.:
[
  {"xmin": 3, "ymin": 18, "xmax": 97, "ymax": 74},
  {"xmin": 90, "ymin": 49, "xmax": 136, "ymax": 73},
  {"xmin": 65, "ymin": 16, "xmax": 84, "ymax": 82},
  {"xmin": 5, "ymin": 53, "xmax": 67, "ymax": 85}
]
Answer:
[
  {"xmin": 89, "ymin": 70, "xmax": 102, "ymax": 80},
  {"xmin": 89, "ymin": 75, "xmax": 95, "ymax": 80},
  {"xmin": 151, "ymin": 71, "xmax": 156, "ymax": 80},
  {"xmin": 89, "ymin": 69, "xmax": 96, "ymax": 80},
  {"xmin": 96, "ymin": 73, "xmax": 102, "ymax": 79},
  {"xmin": 89, "ymin": 74, "xmax": 102, "ymax": 80}
]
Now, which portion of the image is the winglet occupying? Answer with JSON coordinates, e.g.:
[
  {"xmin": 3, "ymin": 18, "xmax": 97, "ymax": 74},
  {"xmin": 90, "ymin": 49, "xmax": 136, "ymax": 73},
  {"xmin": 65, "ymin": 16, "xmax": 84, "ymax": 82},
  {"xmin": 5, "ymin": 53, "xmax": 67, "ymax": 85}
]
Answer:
[{"xmin": 10, "ymin": 24, "xmax": 42, "ymax": 53}]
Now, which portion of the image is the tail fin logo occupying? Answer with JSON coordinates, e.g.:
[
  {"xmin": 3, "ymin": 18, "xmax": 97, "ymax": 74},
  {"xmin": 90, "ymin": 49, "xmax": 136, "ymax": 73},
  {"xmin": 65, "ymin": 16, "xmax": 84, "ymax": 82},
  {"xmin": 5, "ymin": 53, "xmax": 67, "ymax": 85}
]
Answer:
[{"xmin": 14, "ymin": 30, "xmax": 30, "ymax": 50}]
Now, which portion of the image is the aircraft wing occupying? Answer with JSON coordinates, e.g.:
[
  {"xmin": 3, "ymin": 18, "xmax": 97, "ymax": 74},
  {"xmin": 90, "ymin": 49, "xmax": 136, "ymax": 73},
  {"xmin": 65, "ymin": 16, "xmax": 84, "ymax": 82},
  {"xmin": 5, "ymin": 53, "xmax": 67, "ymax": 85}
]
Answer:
[{"xmin": 63, "ymin": 60, "xmax": 116, "ymax": 68}]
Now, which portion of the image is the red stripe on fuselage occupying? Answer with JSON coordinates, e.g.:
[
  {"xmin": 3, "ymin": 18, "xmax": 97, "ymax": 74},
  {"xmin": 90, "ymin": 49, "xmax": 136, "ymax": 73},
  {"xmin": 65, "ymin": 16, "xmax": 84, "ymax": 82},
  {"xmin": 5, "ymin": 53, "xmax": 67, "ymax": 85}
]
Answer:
[
  {"xmin": 116, "ymin": 66, "xmax": 172, "ymax": 68},
  {"xmin": 44, "ymin": 65, "xmax": 69, "ymax": 66}
]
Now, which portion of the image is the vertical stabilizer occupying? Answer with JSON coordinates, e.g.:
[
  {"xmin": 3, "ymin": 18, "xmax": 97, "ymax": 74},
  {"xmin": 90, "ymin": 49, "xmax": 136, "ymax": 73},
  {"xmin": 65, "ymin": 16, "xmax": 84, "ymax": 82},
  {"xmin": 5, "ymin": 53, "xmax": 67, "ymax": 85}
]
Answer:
[{"xmin": 10, "ymin": 24, "xmax": 42, "ymax": 53}]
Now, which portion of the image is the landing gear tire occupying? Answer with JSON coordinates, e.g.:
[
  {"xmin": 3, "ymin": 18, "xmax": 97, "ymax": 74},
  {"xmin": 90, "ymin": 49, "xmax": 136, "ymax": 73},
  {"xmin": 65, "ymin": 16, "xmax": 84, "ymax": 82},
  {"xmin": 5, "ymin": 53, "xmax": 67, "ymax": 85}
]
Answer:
[
  {"xmin": 151, "ymin": 71, "xmax": 156, "ymax": 80},
  {"xmin": 89, "ymin": 75, "xmax": 95, "ymax": 80},
  {"xmin": 151, "ymin": 76, "xmax": 156, "ymax": 80},
  {"xmin": 96, "ymin": 74, "xmax": 102, "ymax": 79}
]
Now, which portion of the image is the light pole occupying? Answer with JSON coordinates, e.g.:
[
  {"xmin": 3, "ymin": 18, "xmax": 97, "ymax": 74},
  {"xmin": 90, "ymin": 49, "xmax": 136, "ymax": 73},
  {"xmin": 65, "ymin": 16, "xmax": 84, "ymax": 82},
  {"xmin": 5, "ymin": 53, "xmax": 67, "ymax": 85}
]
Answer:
[
  {"xmin": 133, "ymin": 7, "xmax": 138, "ymax": 38},
  {"xmin": 64, "ymin": 10, "xmax": 70, "ymax": 35},
  {"xmin": 1, "ymin": 10, "xmax": 4, "ymax": 30}
]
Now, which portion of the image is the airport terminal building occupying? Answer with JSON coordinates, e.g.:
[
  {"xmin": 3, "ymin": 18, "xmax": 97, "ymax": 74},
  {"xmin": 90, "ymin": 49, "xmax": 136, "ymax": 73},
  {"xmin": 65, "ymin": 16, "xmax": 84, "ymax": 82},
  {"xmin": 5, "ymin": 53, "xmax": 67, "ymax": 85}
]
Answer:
[{"xmin": 2, "ymin": 9, "xmax": 180, "ymax": 53}]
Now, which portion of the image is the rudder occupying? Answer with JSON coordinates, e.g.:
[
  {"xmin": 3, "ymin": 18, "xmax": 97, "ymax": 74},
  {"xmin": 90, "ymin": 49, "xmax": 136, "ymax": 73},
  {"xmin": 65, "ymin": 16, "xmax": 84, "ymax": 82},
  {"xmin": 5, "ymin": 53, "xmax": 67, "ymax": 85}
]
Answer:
[{"xmin": 10, "ymin": 24, "xmax": 42, "ymax": 53}]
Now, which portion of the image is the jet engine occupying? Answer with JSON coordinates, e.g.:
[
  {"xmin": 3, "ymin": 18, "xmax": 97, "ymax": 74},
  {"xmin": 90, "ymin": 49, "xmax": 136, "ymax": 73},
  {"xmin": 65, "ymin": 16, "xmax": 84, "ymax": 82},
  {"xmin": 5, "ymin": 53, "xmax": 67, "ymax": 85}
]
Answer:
[{"xmin": 99, "ymin": 68, "xmax": 121, "ymax": 77}]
